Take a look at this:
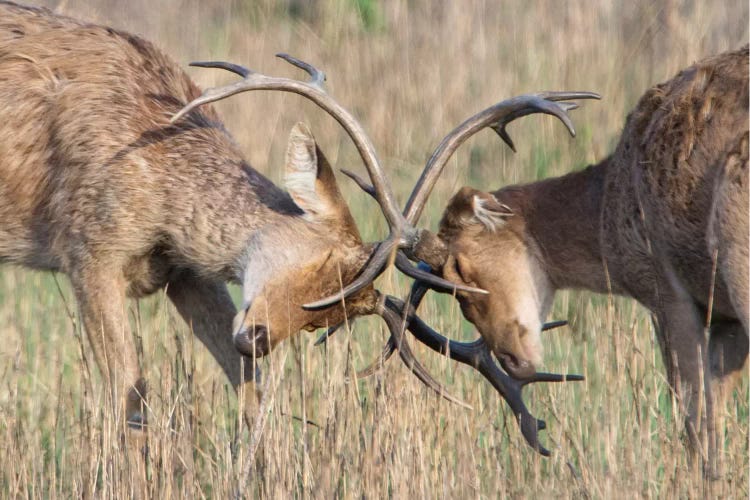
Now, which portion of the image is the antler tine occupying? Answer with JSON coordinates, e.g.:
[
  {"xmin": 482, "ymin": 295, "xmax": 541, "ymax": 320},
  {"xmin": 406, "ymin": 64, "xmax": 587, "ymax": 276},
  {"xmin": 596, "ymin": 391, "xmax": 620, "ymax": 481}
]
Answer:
[
  {"xmin": 394, "ymin": 251, "xmax": 487, "ymax": 295},
  {"xmin": 303, "ymin": 171, "xmax": 488, "ymax": 310},
  {"xmin": 490, "ymin": 98, "xmax": 578, "ymax": 153},
  {"xmin": 313, "ymin": 322, "xmax": 345, "ymax": 346},
  {"xmin": 356, "ymin": 336, "xmax": 397, "ymax": 378},
  {"xmin": 403, "ymin": 91, "xmax": 601, "ymax": 225},
  {"xmin": 374, "ymin": 293, "xmax": 472, "ymax": 410},
  {"xmin": 340, "ymin": 168, "xmax": 376, "ymax": 197},
  {"xmin": 276, "ymin": 53, "xmax": 325, "ymax": 86},
  {"xmin": 383, "ymin": 293, "xmax": 583, "ymax": 456},
  {"xmin": 189, "ymin": 61, "xmax": 252, "ymax": 78},
  {"xmin": 542, "ymin": 320, "xmax": 568, "ymax": 332},
  {"xmin": 171, "ymin": 54, "xmax": 405, "ymax": 235}
]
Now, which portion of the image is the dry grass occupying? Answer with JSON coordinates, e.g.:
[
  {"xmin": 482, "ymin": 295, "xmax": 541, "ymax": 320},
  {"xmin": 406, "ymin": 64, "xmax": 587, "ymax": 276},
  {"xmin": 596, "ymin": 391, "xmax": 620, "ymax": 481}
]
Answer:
[{"xmin": 0, "ymin": 0, "xmax": 747, "ymax": 497}]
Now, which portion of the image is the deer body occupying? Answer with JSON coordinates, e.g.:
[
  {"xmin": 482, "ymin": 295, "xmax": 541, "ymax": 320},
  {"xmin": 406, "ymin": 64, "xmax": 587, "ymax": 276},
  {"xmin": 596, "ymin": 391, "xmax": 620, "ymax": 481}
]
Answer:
[
  {"xmin": 0, "ymin": 3, "xmax": 309, "ymax": 283},
  {"xmin": 438, "ymin": 46, "xmax": 748, "ymax": 464},
  {"xmin": 0, "ymin": 1, "xmax": 379, "ymax": 426}
]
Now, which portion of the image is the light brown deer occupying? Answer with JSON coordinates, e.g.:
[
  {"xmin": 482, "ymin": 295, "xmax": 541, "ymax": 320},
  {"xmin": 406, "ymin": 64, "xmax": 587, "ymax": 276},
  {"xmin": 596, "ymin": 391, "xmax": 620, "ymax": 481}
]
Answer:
[
  {"xmin": 362, "ymin": 46, "xmax": 748, "ymax": 464},
  {"xmin": 0, "ymin": 1, "xmax": 597, "ymax": 433}
]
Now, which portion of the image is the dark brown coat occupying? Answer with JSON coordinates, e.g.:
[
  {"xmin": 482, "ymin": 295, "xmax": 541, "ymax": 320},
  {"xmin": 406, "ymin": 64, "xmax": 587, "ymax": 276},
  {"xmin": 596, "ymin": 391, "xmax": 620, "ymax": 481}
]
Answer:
[{"xmin": 437, "ymin": 46, "xmax": 748, "ymax": 465}]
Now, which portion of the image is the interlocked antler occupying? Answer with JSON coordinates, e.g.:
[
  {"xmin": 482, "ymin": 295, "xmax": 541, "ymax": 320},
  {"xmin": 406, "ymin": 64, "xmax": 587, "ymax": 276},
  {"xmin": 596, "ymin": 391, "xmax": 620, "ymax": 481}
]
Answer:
[
  {"xmin": 317, "ymin": 275, "xmax": 583, "ymax": 455},
  {"xmin": 334, "ymin": 117, "xmax": 600, "ymax": 456},
  {"xmin": 172, "ymin": 54, "xmax": 482, "ymax": 302},
  {"xmin": 385, "ymin": 274, "xmax": 583, "ymax": 456},
  {"xmin": 304, "ymin": 90, "xmax": 600, "ymax": 308}
]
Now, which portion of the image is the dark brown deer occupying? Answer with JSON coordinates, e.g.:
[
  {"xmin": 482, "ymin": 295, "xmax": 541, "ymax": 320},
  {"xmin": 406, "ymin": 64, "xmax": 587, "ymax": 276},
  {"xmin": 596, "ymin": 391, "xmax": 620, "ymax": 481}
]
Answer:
[
  {"xmin": 357, "ymin": 46, "xmax": 748, "ymax": 464},
  {"xmin": 0, "ymin": 1, "xmax": 597, "ymax": 433}
]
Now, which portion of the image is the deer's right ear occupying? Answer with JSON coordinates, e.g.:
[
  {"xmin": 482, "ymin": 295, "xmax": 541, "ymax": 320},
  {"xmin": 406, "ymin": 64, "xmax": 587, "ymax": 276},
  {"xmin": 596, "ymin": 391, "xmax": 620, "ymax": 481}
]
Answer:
[
  {"xmin": 471, "ymin": 192, "xmax": 513, "ymax": 232},
  {"xmin": 442, "ymin": 187, "xmax": 513, "ymax": 232}
]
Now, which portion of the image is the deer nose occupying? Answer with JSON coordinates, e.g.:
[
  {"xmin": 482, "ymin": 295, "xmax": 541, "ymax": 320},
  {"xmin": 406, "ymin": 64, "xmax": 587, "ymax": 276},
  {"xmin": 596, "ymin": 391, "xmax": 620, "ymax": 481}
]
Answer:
[
  {"xmin": 497, "ymin": 352, "xmax": 536, "ymax": 379},
  {"xmin": 234, "ymin": 325, "xmax": 271, "ymax": 358}
]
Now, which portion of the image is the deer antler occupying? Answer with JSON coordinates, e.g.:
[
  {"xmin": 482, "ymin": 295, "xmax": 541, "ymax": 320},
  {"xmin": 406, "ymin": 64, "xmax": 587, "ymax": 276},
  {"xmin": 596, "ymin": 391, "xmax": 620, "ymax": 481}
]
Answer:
[
  {"xmin": 173, "ymin": 54, "xmax": 482, "ymax": 305},
  {"xmin": 306, "ymin": 91, "xmax": 600, "ymax": 308},
  {"xmin": 318, "ymin": 280, "xmax": 583, "ymax": 455},
  {"xmin": 382, "ymin": 284, "xmax": 583, "ymax": 456},
  {"xmin": 402, "ymin": 91, "xmax": 600, "ymax": 226},
  {"xmin": 351, "ymin": 315, "xmax": 569, "ymax": 380}
]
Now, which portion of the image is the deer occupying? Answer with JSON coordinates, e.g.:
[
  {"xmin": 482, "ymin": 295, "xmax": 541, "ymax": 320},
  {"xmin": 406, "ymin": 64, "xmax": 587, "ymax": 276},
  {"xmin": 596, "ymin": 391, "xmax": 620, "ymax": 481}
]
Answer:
[
  {"xmin": 346, "ymin": 46, "xmax": 748, "ymax": 465},
  {"xmin": 0, "ymin": 0, "xmax": 599, "ymax": 443}
]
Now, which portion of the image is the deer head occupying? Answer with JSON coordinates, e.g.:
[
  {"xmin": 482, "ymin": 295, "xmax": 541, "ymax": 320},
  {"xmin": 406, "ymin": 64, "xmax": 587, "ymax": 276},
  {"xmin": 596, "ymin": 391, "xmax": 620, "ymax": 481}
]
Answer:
[
  {"xmin": 231, "ymin": 122, "xmax": 378, "ymax": 356},
  {"xmin": 171, "ymin": 55, "xmax": 486, "ymax": 400},
  {"xmin": 436, "ymin": 187, "xmax": 553, "ymax": 378}
]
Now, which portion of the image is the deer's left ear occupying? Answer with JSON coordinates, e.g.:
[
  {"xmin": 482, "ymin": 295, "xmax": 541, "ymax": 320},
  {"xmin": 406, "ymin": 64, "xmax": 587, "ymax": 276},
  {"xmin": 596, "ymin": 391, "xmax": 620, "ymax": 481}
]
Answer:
[
  {"xmin": 284, "ymin": 123, "xmax": 361, "ymax": 235},
  {"xmin": 284, "ymin": 122, "xmax": 326, "ymax": 216}
]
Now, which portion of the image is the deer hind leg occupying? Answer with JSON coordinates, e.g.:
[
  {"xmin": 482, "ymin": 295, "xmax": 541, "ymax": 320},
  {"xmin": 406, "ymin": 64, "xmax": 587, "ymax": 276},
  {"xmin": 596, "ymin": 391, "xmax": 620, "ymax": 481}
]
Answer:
[
  {"xmin": 708, "ymin": 321, "xmax": 748, "ymax": 468},
  {"xmin": 165, "ymin": 269, "xmax": 260, "ymax": 426},
  {"xmin": 71, "ymin": 263, "xmax": 145, "ymax": 428},
  {"xmin": 709, "ymin": 321, "xmax": 748, "ymax": 401}
]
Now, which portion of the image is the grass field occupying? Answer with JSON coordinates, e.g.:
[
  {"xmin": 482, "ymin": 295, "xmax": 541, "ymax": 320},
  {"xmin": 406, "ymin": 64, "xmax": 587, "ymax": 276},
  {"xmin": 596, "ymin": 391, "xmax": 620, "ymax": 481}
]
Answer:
[{"xmin": 0, "ymin": 0, "xmax": 747, "ymax": 497}]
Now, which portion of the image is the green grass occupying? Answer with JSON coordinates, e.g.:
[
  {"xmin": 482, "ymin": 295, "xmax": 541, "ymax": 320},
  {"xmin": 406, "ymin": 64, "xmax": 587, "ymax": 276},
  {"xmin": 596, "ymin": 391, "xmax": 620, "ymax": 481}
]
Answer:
[{"xmin": 1, "ymin": 0, "xmax": 748, "ymax": 497}]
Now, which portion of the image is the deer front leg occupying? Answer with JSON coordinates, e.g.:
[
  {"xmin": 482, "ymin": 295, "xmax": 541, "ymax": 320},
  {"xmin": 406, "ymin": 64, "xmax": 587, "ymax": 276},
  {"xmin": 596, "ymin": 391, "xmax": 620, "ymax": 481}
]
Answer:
[
  {"xmin": 166, "ymin": 270, "xmax": 260, "ymax": 425},
  {"xmin": 652, "ymin": 288, "xmax": 717, "ymax": 475},
  {"xmin": 71, "ymin": 265, "xmax": 145, "ymax": 428}
]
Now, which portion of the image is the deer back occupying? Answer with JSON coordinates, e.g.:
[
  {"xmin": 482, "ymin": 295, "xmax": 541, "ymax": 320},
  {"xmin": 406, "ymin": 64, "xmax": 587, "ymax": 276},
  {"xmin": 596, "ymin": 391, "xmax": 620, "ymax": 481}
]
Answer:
[
  {"xmin": 600, "ymin": 45, "xmax": 749, "ymax": 314},
  {"xmin": 0, "ymin": 1, "xmax": 301, "ymax": 284}
]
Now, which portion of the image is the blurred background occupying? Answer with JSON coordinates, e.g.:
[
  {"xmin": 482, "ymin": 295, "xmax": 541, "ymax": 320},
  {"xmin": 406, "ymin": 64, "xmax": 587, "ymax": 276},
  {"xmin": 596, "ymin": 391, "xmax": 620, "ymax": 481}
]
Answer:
[{"xmin": 1, "ymin": 0, "xmax": 747, "ymax": 497}]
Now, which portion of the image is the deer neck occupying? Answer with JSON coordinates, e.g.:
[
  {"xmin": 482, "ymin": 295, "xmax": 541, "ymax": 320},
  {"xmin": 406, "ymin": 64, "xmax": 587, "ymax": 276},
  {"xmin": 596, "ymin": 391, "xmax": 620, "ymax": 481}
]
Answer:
[
  {"xmin": 496, "ymin": 157, "xmax": 613, "ymax": 294},
  {"xmin": 165, "ymin": 136, "xmax": 308, "ymax": 282}
]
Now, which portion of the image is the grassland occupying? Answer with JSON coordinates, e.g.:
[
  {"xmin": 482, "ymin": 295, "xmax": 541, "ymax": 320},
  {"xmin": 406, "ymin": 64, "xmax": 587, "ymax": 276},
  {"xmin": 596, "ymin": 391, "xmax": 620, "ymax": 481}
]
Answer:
[{"xmin": 0, "ymin": 0, "xmax": 747, "ymax": 497}]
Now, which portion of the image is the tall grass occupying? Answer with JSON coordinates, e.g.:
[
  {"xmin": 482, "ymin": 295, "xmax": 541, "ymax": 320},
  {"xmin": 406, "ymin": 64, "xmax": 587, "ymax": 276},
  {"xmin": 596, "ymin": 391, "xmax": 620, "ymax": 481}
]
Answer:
[{"xmin": 0, "ymin": 0, "xmax": 747, "ymax": 497}]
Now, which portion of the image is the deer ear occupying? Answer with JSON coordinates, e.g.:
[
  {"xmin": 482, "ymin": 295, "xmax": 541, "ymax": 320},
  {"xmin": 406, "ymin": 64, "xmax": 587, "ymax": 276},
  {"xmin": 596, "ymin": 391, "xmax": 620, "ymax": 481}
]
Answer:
[
  {"xmin": 285, "ymin": 122, "xmax": 324, "ymax": 214},
  {"xmin": 284, "ymin": 123, "xmax": 341, "ymax": 217},
  {"xmin": 284, "ymin": 123, "xmax": 361, "ymax": 232},
  {"xmin": 440, "ymin": 186, "xmax": 513, "ymax": 234},
  {"xmin": 472, "ymin": 192, "xmax": 513, "ymax": 231}
]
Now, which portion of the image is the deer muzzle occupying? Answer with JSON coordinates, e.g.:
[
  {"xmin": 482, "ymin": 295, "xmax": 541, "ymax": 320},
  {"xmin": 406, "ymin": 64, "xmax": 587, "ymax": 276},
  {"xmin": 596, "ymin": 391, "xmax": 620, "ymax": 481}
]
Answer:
[
  {"xmin": 496, "ymin": 351, "xmax": 536, "ymax": 379},
  {"xmin": 234, "ymin": 325, "xmax": 271, "ymax": 358}
]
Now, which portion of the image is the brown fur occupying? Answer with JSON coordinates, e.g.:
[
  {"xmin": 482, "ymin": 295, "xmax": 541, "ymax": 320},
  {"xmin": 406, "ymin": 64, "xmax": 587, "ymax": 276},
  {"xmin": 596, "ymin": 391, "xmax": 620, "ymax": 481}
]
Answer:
[
  {"xmin": 438, "ymin": 46, "xmax": 749, "ymax": 468},
  {"xmin": 0, "ymin": 2, "xmax": 377, "ymax": 426}
]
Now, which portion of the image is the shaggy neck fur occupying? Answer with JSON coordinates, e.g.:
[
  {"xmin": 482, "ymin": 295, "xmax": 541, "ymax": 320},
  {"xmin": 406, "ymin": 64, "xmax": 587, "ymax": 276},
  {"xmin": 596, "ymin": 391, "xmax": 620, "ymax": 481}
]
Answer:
[{"xmin": 496, "ymin": 157, "xmax": 616, "ymax": 294}]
